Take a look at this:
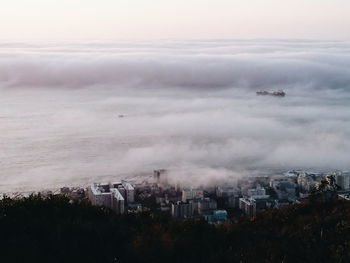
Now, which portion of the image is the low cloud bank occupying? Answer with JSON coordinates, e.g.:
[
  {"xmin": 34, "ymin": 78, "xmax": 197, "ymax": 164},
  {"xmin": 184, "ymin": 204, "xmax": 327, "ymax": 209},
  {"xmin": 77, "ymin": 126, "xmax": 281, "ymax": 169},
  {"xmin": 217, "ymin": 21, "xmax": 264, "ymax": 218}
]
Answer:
[{"xmin": 0, "ymin": 40, "xmax": 349, "ymax": 191}]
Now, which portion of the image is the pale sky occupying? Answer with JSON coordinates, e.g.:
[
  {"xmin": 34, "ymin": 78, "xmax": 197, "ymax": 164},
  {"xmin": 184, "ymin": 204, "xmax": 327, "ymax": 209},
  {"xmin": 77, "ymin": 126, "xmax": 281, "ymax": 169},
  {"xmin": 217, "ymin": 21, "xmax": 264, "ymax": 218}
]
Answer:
[{"xmin": 0, "ymin": 0, "xmax": 349, "ymax": 40}]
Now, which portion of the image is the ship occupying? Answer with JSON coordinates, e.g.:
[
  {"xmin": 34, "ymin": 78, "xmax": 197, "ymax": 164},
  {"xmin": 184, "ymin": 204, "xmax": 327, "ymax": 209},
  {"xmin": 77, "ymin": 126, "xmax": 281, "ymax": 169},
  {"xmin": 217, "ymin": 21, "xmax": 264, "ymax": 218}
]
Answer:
[{"xmin": 256, "ymin": 90, "xmax": 286, "ymax": 97}]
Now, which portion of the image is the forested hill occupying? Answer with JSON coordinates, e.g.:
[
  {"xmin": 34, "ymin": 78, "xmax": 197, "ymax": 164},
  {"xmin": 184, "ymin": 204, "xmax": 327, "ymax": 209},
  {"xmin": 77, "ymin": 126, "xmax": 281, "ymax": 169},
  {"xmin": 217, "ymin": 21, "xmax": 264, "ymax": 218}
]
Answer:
[{"xmin": 0, "ymin": 195, "xmax": 349, "ymax": 263}]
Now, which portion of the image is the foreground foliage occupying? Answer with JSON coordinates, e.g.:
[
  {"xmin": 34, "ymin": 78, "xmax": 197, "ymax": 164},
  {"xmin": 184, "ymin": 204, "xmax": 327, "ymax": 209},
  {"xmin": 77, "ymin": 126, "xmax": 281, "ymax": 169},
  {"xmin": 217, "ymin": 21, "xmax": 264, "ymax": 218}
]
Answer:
[{"xmin": 0, "ymin": 195, "xmax": 349, "ymax": 263}]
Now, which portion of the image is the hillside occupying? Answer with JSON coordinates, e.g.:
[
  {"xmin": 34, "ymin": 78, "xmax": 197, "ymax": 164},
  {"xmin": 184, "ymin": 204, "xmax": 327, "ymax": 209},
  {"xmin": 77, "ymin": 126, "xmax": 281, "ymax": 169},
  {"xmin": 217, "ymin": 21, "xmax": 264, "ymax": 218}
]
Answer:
[{"xmin": 0, "ymin": 195, "xmax": 349, "ymax": 263}]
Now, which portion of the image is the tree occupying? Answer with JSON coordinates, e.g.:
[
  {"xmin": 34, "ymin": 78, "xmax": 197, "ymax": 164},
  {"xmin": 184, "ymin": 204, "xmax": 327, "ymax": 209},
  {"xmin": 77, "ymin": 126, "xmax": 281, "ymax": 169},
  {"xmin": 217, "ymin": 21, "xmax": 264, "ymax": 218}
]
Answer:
[{"xmin": 310, "ymin": 174, "xmax": 340, "ymax": 201}]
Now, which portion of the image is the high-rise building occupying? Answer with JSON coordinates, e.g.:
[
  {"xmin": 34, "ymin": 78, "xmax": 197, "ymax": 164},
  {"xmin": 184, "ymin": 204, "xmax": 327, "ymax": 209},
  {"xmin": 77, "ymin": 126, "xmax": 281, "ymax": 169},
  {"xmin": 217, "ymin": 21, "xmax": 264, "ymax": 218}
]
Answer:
[
  {"xmin": 334, "ymin": 172, "xmax": 350, "ymax": 190},
  {"xmin": 111, "ymin": 188, "xmax": 125, "ymax": 214},
  {"xmin": 87, "ymin": 181, "xmax": 135, "ymax": 214},
  {"xmin": 239, "ymin": 196, "xmax": 273, "ymax": 217},
  {"xmin": 110, "ymin": 181, "xmax": 135, "ymax": 204},
  {"xmin": 239, "ymin": 198, "xmax": 255, "ymax": 217},
  {"xmin": 123, "ymin": 182, "xmax": 135, "ymax": 203},
  {"xmin": 87, "ymin": 183, "xmax": 112, "ymax": 208},
  {"xmin": 171, "ymin": 201, "xmax": 192, "ymax": 218}
]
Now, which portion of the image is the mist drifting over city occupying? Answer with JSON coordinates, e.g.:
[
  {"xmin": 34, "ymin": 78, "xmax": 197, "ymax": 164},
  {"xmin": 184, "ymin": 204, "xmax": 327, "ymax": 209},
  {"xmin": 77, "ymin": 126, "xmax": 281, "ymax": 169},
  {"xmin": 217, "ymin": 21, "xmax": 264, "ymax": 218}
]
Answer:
[{"xmin": 1, "ymin": 40, "xmax": 350, "ymax": 191}]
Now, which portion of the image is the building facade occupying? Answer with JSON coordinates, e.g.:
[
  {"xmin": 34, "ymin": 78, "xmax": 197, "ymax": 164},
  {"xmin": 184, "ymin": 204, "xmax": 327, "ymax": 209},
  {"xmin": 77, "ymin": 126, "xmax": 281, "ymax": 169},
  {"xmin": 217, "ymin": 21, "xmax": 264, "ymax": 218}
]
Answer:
[{"xmin": 171, "ymin": 201, "xmax": 193, "ymax": 218}]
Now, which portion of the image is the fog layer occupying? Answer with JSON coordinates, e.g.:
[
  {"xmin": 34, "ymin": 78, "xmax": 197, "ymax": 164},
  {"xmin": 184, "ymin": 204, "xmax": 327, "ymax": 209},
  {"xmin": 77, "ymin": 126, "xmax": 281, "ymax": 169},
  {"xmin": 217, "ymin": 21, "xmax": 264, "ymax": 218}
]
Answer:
[{"xmin": 0, "ymin": 40, "xmax": 350, "ymax": 191}]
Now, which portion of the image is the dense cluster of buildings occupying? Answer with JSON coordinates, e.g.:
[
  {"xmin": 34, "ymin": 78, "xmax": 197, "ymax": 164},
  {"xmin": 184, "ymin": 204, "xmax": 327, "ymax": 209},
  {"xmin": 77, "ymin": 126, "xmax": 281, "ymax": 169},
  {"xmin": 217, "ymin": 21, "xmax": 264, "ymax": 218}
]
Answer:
[
  {"xmin": 236, "ymin": 171, "xmax": 350, "ymax": 217},
  {"xmin": 60, "ymin": 169, "xmax": 350, "ymax": 223},
  {"xmin": 86, "ymin": 181, "xmax": 136, "ymax": 214}
]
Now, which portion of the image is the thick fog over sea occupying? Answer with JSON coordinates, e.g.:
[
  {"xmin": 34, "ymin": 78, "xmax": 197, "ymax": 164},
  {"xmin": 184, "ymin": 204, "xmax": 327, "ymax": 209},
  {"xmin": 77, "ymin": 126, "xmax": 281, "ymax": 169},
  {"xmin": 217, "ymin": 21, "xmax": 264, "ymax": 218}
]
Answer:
[{"xmin": 0, "ymin": 40, "xmax": 350, "ymax": 192}]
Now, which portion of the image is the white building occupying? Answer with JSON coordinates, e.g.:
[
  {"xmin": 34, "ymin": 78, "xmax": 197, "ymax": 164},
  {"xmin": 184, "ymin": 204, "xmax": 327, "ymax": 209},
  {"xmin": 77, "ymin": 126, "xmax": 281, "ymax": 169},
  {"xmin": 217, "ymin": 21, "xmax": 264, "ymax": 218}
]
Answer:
[
  {"xmin": 88, "ymin": 181, "xmax": 135, "ymax": 214},
  {"xmin": 87, "ymin": 183, "xmax": 112, "ymax": 208},
  {"xmin": 111, "ymin": 188, "xmax": 125, "ymax": 214},
  {"xmin": 122, "ymin": 181, "xmax": 135, "ymax": 203},
  {"xmin": 110, "ymin": 181, "xmax": 135, "ymax": 204}
]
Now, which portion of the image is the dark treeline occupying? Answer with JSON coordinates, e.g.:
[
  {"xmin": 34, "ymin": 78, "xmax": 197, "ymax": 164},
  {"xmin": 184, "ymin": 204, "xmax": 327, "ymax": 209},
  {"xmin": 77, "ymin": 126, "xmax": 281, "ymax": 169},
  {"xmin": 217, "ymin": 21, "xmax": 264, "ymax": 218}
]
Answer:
[{"xmin": 0, "ymin": 195, "xmax": 349, "ymax": 263}]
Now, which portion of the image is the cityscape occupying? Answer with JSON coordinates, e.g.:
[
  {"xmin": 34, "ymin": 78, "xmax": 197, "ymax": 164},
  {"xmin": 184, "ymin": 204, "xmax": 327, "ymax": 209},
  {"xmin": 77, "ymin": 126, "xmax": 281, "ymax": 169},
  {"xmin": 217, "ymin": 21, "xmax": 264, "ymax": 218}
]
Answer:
[
  {"xmin": 37, "ymin": 168, "xmax": 348, "ymax": 223},
  {"xmin": 1, "ymin": 0, "xmax": 350, "ymax": 262}
]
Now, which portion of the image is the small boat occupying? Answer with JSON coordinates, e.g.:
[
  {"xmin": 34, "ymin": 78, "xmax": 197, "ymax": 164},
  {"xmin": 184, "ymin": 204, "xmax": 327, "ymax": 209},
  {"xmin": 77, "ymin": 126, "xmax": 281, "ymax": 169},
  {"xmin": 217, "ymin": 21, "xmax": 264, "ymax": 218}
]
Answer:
[{"xmin": 256, "ymin": 90, "xmax": 285, "ymax": 97}]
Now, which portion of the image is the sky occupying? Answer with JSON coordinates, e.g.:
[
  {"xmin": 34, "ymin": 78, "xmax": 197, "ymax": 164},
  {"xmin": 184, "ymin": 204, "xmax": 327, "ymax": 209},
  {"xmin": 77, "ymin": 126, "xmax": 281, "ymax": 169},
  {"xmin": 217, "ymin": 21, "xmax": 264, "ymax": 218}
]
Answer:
[{"xmin": 1, "ymin": 0, "xmax": 350, "ymax": 40}]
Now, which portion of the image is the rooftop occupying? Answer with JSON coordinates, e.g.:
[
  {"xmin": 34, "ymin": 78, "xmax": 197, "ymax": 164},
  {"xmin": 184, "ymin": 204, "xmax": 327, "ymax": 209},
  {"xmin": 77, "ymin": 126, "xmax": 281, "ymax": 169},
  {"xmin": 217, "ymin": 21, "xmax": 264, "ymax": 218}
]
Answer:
[
  {"xmin": 90, "ymin": 183, "xmax": 111, "ymax": 195},
  {"xmin": 111, "ymin": 188, "xmax": 125, "ymax": 200}
]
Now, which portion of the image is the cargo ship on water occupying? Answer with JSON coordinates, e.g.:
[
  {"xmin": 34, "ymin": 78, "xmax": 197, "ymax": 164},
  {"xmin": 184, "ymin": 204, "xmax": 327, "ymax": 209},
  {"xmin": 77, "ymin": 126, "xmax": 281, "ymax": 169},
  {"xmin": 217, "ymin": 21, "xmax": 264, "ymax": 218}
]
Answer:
[{"xmin": 256, "ymin": 90, "xmax": 286, "ymax": 97}]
